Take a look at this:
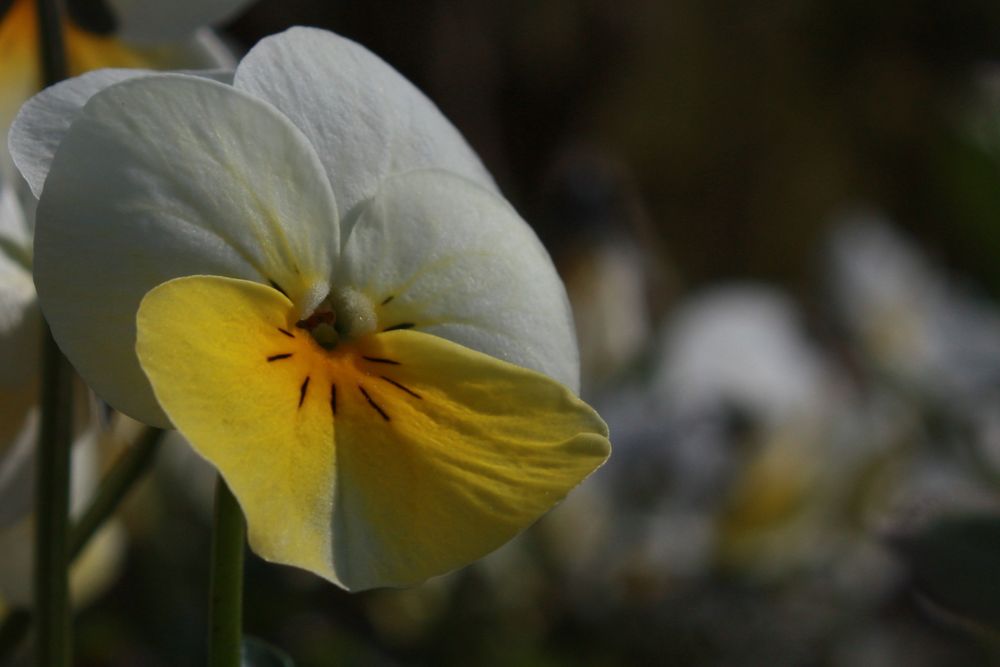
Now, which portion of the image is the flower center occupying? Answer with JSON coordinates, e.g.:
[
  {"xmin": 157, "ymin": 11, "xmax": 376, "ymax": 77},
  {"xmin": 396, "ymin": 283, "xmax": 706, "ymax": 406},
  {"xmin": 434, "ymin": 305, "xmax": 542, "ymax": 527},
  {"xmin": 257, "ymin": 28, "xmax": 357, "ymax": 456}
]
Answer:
[{"xmin": 297, "ymin": 286, "xmax": 376, "ymax": 349}]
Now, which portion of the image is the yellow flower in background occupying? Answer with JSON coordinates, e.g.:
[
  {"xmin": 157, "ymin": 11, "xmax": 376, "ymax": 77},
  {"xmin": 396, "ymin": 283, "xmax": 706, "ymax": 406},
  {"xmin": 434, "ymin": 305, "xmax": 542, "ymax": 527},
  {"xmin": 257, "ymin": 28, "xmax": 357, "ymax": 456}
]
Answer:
[{"xmin": 11, "ymin": 28, "xmax": 611, "ymax": 590}]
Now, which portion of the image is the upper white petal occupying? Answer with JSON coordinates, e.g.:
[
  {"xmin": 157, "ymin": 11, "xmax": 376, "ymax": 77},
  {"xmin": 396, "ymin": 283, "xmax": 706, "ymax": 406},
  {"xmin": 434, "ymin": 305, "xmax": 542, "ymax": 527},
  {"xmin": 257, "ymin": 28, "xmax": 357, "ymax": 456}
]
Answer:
[
  {"xmin": 9, "ymin": 68, "xmax": 233, "ymax": 199},
  {"xmin": 234, "ymin": 27, "xmax": 497, "ymax": 236},
  {"xmin": 338, "ymin": 169, "xmax": 579, "ymax": 391},
  {"xmin": 107, "ymin": 0, "xmax": 253, "ymax": 42},
  {"xmin": 34, "ymin": 74, "xmax": 339, "ymax": 426}
]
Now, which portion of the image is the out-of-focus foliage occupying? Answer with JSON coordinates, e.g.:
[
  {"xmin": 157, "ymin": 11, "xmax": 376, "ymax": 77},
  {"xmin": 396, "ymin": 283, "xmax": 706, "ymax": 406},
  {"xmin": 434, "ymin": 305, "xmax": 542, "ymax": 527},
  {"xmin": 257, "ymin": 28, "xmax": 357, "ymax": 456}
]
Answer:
[
  {"xmin": 897, "ymin": 515, "xmax": 1000, "ymax": 629},
  {"xmin": 8, "ymin": 1, "xmax": 1000, "ymax": 665}
]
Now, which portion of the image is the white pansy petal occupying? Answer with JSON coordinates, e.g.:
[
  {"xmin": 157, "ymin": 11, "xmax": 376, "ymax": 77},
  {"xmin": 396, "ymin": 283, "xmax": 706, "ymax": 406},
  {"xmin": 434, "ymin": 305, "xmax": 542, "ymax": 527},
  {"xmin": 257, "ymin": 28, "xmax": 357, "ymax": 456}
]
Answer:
[
  {"xmin": 338, "ymin": 170, "xmax": 579, "ymax": 391},
  {"xmin": 107, "ymin": 0, "xmax": 253, "ymax": 42},
  {"xmin": 234, "ymin": 27, "xmax": 497, "ymax": 227},
  {"xmin": 10, "ymin": 69, "xmax": 150, "ymax": 199},
  {"xmin": 10, "ymin": 68, "xmax": 232, "ymax": 199},
  {"xmin": 35, "ymin": 74, "xmax": 339, "ymax": 426}
]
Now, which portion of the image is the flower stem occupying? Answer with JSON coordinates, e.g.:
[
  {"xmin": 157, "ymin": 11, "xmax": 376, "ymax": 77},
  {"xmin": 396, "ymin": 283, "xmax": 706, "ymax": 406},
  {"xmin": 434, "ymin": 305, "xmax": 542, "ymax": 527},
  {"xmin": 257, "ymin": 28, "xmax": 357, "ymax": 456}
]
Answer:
[
  {"xmin": 34, "ymin": 2, "xmax": 71, "ymax": 662},
  {"xmin": 69, "ymin": 428, "xmax": 164, "ymax": 560},
  {"xmin": 34, "ymin": 329, "xmax": 75, "ymax": 667},
  {"xmin": 36, "ymin": 0, "xmax": 68, "ymax": 85},
  {"xmin": 208, "ymin": 476, "xmax": 245, "ymax": 666}
]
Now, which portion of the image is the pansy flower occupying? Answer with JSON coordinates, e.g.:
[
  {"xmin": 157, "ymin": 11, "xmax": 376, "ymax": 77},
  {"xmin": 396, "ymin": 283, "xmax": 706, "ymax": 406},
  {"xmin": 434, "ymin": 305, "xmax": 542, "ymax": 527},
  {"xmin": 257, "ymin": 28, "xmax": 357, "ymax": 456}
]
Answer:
[{"xmin": 11, "ymin": 27, "xmax": 611, "ymax": 590}]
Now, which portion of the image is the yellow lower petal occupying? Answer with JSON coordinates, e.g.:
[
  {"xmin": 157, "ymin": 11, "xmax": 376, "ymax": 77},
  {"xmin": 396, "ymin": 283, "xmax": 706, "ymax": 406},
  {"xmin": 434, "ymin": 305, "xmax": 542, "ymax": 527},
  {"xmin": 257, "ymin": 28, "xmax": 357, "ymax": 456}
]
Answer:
[
  {"xmin": 137, "ymin": 276, "xmax": 338, "ymax": 581},
  {"xmin": 136, "ymin": 275, "xmax": 610, "ymax": 590}
]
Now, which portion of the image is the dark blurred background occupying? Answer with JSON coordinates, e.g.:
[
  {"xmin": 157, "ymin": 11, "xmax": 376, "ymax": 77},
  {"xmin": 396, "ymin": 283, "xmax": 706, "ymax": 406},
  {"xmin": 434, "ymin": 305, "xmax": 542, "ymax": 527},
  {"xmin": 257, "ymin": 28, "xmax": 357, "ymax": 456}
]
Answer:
[{"xmin": 64, "ymin": 1, "xmax": 1000, "ymax": 665}]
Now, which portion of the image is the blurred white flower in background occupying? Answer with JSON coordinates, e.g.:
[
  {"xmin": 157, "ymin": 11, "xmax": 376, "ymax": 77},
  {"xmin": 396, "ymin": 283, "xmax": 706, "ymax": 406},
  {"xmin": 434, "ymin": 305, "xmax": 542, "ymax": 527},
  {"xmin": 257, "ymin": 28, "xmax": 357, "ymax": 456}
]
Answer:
[
  {"xmin": 828, "ymin": 212, "xmax": 1000, "ymax": 533},
  {"xmin": 828, "ymin": 212, "xmax": 1000, "ymax": 399},
  {"xmin": 0, "ymin": 0, "xmax": 256, "ymax": 611},
  {"xmin": 654, "ymin": 286, "xmax": 832, "ymax": 427},
  {"xmin": 650, "ymin": 286, "xmax": 856, "ymax": 580},
  {"xmin": 549, "ymin": 272, "xmax": 997, "ymax": 602},
  {"xmin": 566, "ymin": 236, "xmax": 654, "ymax": 389},
  {"xmin": 0, "ymin": 405, "xmax": 124, "ymax": 613},
  {"xmin": 534, "ymin": 207, "xmax": 1000, "ymax": 624},
  {"xmin": 542, "ymin": 285, "xmax": 848, "ymax": 596},
  {"xmin": 548, "ymin": 151, "xmax": 665, "ymax": 391}
]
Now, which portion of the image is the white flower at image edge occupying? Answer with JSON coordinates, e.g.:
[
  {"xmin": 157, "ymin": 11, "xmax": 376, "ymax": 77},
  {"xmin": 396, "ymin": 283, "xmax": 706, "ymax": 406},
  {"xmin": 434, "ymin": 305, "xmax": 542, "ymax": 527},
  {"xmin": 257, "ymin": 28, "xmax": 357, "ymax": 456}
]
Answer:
[
  {"xmin": 0, "ymin": 0, "xmax": 253, "ymax": 534},
  {"xmin": 10, "ymin": 27, "xmax": 609, "ymax": 591}
]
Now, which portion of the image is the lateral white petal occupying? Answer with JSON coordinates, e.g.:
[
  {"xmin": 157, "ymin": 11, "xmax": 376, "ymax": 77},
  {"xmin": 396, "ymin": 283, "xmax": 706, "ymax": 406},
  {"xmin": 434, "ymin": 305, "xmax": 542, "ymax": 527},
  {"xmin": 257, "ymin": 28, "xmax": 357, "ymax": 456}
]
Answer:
[
  {"xmin": 10, "ymin": 68, "xmax": 233, "ymax": 199},
  {"xmin": 338, "ymin": 170, "xmax": 579, "ymax": 391},
  {"xmin": 35, "ymin": 74, "xmax": 339, "ymax": 426},
  {"xmin": 234, "ymin": 27, "xmax": 496, "ymax": 230},
  {"xmin": 9, "ymin": 69, "xmax": 148, "ymax": 199},
  {"xmin": 107, "ymin": 0, "xmax": 253, "ymax": 42}
]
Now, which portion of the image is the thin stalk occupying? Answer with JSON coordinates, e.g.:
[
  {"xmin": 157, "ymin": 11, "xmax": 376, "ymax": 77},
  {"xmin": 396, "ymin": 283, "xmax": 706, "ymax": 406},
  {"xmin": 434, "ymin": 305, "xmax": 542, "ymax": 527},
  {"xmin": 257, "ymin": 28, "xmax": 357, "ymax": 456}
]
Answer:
[
  {"xmin": 34, "ymin": 329, "xmax": 74, "ymax": 667},
  {"xmin": 34, "ymin": 1, "xmax": 71, "ymax": 664},
  {"xmin": 0, "ymin": 428, "xmax": 160, "ymax": 661},
  {"xmin": 69, "ymin": 428, "xmax": 164, "ymax": 560},
  {"xmin": 208, "ymin": 477, "xmax": 245, "ymax": 666},
  {"xmin": 36, "ymin": 0, "xmax": 67, "ymax": 85}
]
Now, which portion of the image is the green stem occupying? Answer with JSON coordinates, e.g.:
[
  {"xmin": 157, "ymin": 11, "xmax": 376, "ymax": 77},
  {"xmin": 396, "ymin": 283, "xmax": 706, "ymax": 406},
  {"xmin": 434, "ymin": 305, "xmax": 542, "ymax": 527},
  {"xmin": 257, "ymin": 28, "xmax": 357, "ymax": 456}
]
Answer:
[
  {"xmin": 36, "ymin": 0, "xmax": 67, "ymax": 85},
  {"xmin": 34, "ymin": 329, "xmax": 74, "ymax": 667},
  {"xmin": 34, "ymin": 2, "xmax": 71, "ymax": 663},
  {"xmin": 208, "ymin": 477, "xmax": 245, "ymax": 666},
  {"xmin": 69, "ymin": 428, "xmax": 163, "ymax": 560}
]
